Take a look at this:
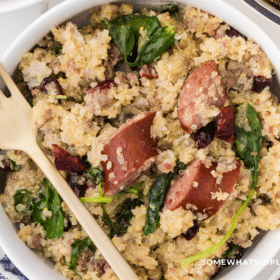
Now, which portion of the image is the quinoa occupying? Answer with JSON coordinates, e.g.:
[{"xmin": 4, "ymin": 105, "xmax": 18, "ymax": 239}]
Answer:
[{"xmin": 1, "ymin": 3, "xmax": 280, "ymax": 280}]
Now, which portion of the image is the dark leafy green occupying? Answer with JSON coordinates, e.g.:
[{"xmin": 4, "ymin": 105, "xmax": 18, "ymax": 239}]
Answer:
[
  {"xmin": 10, "ymin": 159, "xmax": 22, "ymax": 172},
  {"xmin": 51, "ymin": 45, "xmax": 63, "ymax": 55},
  {"xmin": 222, "ymin": 242, "xmax": 244, "ymax": 259},
  {"xmin": 32, "ymin": 178, "xmax": 65, "ymax": 239},
  {"xmin": 235, "ymin": 103, "xmax": 262, "ymax": 187},
  {"xmin": 68, "ymin": 237, "xmax": 96, "ymax": 274},
  {"xmin": 101, "ymin": 203, "xmax": 119, "ymax": 238},
  {"xmin": 101, "ymin": 198, "xmax": 143, "ymax": 238},
  {"xmin": 111, "ymin": 198, "xmax": 144, "ymax": 237},
  {"xmin": 13, "ymin": 189, "xmax": 32, "ymax": 213},
  {"xmin": 143, "ymin": 160, "xmax": 187, "ymax": 236},
  {"xmin": 14, "ymin": 67, "xmax": 33, "ymax": 107},
  {"xmin": 85, "ymin": 167, "xmax": 104, "ymax": 185},
  {"xmin": 102, "ymin": 15, "xmax": 176, "ymax": 67},
  {"xmin": 160, "ymin": 3, "xmax": 179, "ymax": 15}
]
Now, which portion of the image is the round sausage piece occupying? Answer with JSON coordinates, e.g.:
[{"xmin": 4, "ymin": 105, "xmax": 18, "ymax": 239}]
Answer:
[
  {"xmin": 164, "ymin": 158, "xmax": 241, "ymax": 220},
  {"xmin": 178, "ymin": 60, "xmax": 229, "ymax": 133},
  {"xmin": 101, "ymin": 111, "xmax": 158, "ymax": 196}
]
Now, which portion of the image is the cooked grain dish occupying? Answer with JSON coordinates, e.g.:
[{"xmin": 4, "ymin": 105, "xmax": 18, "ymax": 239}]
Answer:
[{"xmin": 1, "ymin": 3, "xmax": 280, "ymax": 280}]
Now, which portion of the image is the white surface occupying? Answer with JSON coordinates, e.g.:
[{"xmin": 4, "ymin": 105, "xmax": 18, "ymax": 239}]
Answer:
[
  {"xmin": 0, "ymin": 0, "xmax": 65, "ymax": 59},
  {"xmin": 0, "ymin": 0, "xmax": 45, "ymax": 13},
  {"xmin": 0, "ymin": 0, "xmax": 280, "ymax": 279},
  {"xmin": 0, "ymin": 0, "xmax": 47, "ymax": 58}
]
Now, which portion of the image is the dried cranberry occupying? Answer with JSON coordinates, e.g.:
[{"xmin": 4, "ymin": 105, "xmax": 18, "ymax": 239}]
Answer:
[
  {"xmin": 100, "ymin": 263, "xmax": 110, "ymax": 274},
  {"xmin": 182, "ymin": 220, "xmax": 199, "ymax": 241},
  {"xmin": 52, "ymin": 144, "xmax": 86, "ymax": 175},
  {"xmin": 39, "ymin": 77, "xmax": 63, "ymax": 95},
  {"xmin": 0, "ymin": 160, "xmax": 12, "ymax": 172},
  {"xmin": 226, "ymin": 26, "xmax": 247, "ymax": 40},
  {"xmin": 192, "ymin": 121, "xmax": 215, "ymax": 149},
  {"xmin": 87, "ymin": 80, "xmax": 116, "ymax": 94},
  {"xmin": 252, "ymin": 75, "xmax": 272, "ymax": 93},
  {"xmin": 66, "ymin": 172, "xmax": 88, "ymax": 198},
  {"xmin": 215, "ymin": 106, "xmax": 236, "ymax": 143}
]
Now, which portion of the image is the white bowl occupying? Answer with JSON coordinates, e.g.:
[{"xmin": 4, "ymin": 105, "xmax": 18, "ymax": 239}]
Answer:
[
  {"xmin": 0, "ymin": 0, "xmax": 47, "ymax": 59},
  {"xmin": 1, "ymin": 0, "xmax": 280, "ymax": 279}
]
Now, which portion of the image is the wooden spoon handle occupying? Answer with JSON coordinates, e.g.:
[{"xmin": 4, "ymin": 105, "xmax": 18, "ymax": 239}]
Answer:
[{"xmin": 24, "ymin": 142, "xmax": 139, "ymax": 280}]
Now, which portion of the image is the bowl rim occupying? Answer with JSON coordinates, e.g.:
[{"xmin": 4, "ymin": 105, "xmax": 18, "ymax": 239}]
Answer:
[
  {"xmin": 1, "ymin": 0, "xmax": 280, "ymax": 279},
  {"xmin": 0, "ymin": 0, "xmax": 46, "ymax": 14}
]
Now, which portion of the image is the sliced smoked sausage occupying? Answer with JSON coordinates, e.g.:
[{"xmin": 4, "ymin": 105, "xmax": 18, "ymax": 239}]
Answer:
[
  {"xmin": 164, "ymin": 158, "xmax": 241, "ymax": 220},
  {"xmin": 101, "ymin": 111, "xmax": 158, "ymax": 196},
  {"xmin": 178, "ymin": 60, "xmax": 229, "ymax": 134}
]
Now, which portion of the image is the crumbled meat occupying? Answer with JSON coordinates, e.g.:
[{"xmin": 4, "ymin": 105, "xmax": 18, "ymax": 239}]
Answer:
[
  {"xmin": 86, "ymin": 80, "xmax": 116, "ymax": 110},
  {"xmin": 76, "ymin": 249, "xmax": 95, "ymax": 274},
  {"xmin": 127, "ymin": 72, "xmax": 139, "ymax": 87},
  {"xmin": 76, "ymin": 249, "xmax": 108, "ymax": 276},
  {"xmin": 223, "ymin": 60, "xmax": 253, "ymax": 91},
  {"xmin": 213, "ymin": 24, "xmax": 229, "ymax": 39},
  {"xmin": 27, "ymin": 233, "xmax": 42, "ymax": 250},
  {"xmin": 114, "ymin": 71, "xmax": 139, "ymax": 87},
  {"xmin": 140, "ymin": 64, "xmax": 159, "ymax": 79},
  {"xmin": 105, "ymin": 43, "xmax": 123, "ymax": 79}
]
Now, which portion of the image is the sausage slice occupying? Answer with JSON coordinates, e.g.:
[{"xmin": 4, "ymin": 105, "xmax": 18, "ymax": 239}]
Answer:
[
  {"xmin": 102, "ymin": 111, "xmax": 158, "ymax": 196},
  {"xmin": 178, "ymin": 60, "xmax": 229, "ymax": 133},
  {"xmin": 164, "ymin": 158, "xmax": 241, "ymax": 220}
]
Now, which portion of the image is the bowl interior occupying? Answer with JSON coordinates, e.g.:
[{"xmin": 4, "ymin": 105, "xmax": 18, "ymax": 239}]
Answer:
[{"xmin": 1, "ymin": 0, "xmax": 280, "ymax": 279}]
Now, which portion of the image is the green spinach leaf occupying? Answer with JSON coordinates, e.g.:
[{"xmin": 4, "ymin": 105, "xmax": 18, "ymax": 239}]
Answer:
[
  {"xmin": 101, "ymin": 198, "xmax": 143, "ymax": 238},
  {"xmin": 68, "ymin": 237, "xmax": 96, "ymax": 274},
  {"xmin": 13, "ymin": 189, "xmax": 32, "ymax": 213},
  {"xmin": 111, "ymin": 198, "xmax": 144, "ymax": 237},
  {"xmin": 102, "ymin": 15, "xmax": 176, "ymax": 67},
  {"xmin": 32, "ymin": 178, "xmax": 65, "ymax": 239},
  {"xmin": 101, "ymin": 203, "xmax": 119, "ymax": 238},
  {"xmin": 235, "ymin": 103, "xmax": 262, "ymax": 187},
  {"xmin": 144, "ymin": 160, "xmax": 187, "ymax": 236},
  {"xmin": 10, "ymin": 160, "xmax": 22, "ymax": 172}
]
